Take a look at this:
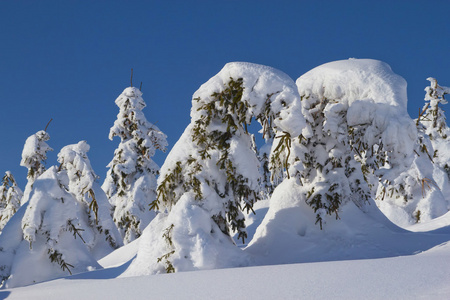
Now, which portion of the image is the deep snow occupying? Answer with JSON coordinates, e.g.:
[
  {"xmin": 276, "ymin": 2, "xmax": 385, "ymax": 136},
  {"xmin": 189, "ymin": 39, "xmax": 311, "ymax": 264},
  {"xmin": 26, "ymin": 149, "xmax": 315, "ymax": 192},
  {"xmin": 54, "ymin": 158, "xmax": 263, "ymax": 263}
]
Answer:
[{"xmin": 2, "ymin": 238, "xmax": 450, "ymax": 300}]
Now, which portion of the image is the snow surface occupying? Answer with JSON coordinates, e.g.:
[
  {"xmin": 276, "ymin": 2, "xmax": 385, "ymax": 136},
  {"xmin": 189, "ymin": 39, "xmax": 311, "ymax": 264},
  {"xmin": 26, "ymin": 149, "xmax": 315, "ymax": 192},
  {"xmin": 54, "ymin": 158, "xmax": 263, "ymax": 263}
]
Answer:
[{"xmin": 2, "ymin": 239, "xmax": 450, "ymax": 300}]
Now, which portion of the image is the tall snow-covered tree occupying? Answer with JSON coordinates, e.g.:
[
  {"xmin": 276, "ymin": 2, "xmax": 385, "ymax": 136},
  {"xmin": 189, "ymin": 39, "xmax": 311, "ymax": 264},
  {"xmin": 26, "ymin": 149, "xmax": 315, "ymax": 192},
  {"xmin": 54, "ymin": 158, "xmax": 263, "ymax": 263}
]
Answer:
[
  {"xmin": 0, "ymin": 172, "xmax": 23, "ymax": 232},
  {"xmin": 102, "ymin": 87, "xmax": 168, "ymax": 244},
  {"xmin": 124, "ymin": 62, "xmax": 306, "ymax": 276},
  {"xmin": 246, "ymin": 59, "xmax": 421, "ymax": 260},
  {"xmin": 0, "ymin": 141, "xmax": 122, "ymax": 288},
  {"xmin": 20, "ymin": 130, "xmax": 52, "ymax": 204}
]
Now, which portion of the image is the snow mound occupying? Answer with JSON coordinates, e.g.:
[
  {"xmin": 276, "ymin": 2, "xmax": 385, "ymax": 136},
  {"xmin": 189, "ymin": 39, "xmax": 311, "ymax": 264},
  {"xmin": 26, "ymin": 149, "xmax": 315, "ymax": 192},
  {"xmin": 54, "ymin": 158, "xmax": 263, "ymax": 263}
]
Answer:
[{"xmin": 245, "ymin": 179, "xmax": 450, "ymax": 265}]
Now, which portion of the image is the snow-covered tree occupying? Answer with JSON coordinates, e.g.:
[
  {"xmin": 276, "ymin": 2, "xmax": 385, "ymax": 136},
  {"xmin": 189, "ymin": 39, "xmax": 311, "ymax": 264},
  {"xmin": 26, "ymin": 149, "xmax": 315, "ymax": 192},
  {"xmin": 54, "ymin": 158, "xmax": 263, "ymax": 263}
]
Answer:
[
  {"xmin": 376, "ymin": 78, "xmax": 450, "ymax": 225},
  {"xmin": 0, "ymin": 141, "xmax": 122, "ymax": 288},
  {"xmin": 294, "ymin": 90, "xmax": 371, "ymax": 228},
  {"xmin": 417, "ymin": 78, "xmax": 450, "ymax": 177},
  {"xmin": 20, "ymin": 130, "xmax": 52, "ymax": 204},
  {"xmin": 102, "ymin": 87, "xmax": 168, "ymax": 244},
  {"xmin": 247, "ymin": 59, "xmax": 420, "ymax": 260},
  {"xmin": 123, "ymin": 62, "xmax": 306, "ymax": 276},
  {"xmin": 0, "ymin": 171, "xmax": 23, "ymax": 232},
  {"xmin": 57, "ymin": 141, "xmax": 122, "ymax": 251}
]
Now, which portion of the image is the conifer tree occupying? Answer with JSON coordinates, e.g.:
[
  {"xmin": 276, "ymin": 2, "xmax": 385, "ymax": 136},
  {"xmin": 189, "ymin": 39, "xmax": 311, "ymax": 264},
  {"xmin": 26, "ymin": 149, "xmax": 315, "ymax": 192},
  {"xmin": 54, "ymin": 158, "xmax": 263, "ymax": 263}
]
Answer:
[
  {"xmin": 0, "ymin": 172, "xmax": 23, "ymax": 232},
  {"xmin": 0, "ymin": 141, "xmax": 122, "ymax": 288},
  {"xmin": 417, "ymin": 78, "xmax": 450, "ymax": 178},
  {"xmin": 20, "ymin": 130, "xmax": 52, "ymax": 204},
  {"xmin": 57, "ymin": 141, "xmax": 122, "ymax": 250},
  {"xmin": 292, "ymin": 59, "xmax": 419, "ymax": 228},
  {"xmin": 279, "ymin": 92, "xmax": 371, "ymax": 229},
  {"xmin": 125, "ymin": 62, "xmax": 305, "ymax": 276},
  {"xmin": 102, "ymin": 87, "xmax": 167, "ymax": 244}
]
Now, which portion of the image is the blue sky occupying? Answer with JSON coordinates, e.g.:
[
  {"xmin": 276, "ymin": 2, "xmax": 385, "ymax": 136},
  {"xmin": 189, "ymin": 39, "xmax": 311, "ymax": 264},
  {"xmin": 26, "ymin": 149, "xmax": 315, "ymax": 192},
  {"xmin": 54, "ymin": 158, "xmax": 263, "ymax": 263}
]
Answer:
[{"xmin": 1, "ymin": 1, "xmax": 449, "ymax": 189}]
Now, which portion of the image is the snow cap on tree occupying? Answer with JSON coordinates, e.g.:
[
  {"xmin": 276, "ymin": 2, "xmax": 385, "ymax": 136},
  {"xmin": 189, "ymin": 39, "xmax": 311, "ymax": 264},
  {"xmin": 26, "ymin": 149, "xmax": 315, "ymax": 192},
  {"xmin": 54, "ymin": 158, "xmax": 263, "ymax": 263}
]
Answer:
[
  {"xmin": 102, "ymin": 86, "xmax": 167, "ymax": 244},
  {"xmin": 20, "ymin": 130, "xmax": 52, "ymax": 204}
]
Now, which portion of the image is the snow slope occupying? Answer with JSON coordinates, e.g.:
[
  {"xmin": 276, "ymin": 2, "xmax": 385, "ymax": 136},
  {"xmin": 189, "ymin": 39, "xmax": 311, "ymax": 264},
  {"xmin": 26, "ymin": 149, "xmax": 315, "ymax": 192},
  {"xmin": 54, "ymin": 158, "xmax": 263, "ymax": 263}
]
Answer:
[{"xmin": 2, "ymin": 241, "xmax": 450, "ymax": 300}]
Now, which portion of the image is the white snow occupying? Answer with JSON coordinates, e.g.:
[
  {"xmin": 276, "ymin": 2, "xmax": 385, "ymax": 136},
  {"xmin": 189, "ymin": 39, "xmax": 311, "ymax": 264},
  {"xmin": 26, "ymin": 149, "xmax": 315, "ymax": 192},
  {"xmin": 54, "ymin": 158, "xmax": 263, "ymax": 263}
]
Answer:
[{"xmin": 2, "ymin": 236, "xmax": 450, "ymax": 299}]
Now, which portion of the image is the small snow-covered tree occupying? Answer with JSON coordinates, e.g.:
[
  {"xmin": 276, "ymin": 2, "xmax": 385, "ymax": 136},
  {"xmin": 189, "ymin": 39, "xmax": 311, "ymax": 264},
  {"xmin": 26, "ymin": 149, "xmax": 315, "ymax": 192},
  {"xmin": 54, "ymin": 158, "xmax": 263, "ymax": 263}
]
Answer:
[
  {"xmin": 417, "ymin": 78, "xmax": 450, "ymax": 177},
  {"xmin": 58, "ymin": 141, "xmax": 122, "ymax": 250},
  {"xmin": 102, "ymin": 87, "xmax": 167, "ymax": 244},
  {"xmin": 20, "ymin": 130, "xmax": 52, "ymax": 204},
  {"xmin": 420, "ymin": 77, "xmax": 450, "ymax": 140},
  {"xmin": 0, "ymin": 141, "xmax": 122, "ymax": 288},
  {"xmin": 0, "ymin": 172, "xmax": 23, "ymax": 232},
  {"xmin": 124, "ymin": 62, "xmax": 306, "ymax": 276}
]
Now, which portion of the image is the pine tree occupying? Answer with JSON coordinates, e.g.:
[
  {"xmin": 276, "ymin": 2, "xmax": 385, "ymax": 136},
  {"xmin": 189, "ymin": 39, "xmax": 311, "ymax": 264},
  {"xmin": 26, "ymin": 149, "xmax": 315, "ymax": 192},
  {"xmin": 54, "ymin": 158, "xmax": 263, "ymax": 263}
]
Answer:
[
  {"xmin": 418, "ymin": 78, "xmax": 450, "ymax": 178},
  {"xmin": 125, "ymin": 62, "xmax": 306, "ymax": 276},
  {"xmin": 0, "ymin": 172, "xmax": 23, "ymax": 232},
  {"xmin": 291, "ymin": 59, "xmax": 422, "ymax": 228},
  {"xmin": 1, "ymin": 141, "xmax": 122, "ymax": 288},
  {"xmin": 155, "ymin": 78, "xmax": 260, "ymax": 243},
  {"xmin": 102, "ymin": 87, "xmax": 168, "ymax": 244},
  {"xmin": 292, "ymin": 94, "xmax": 371, "ymax": 229},
  {"xmin": 20, "ymin": 130, "xmax": 52, "ymax": 204},
  {"xmin": 57, "ymin": 141, "xmax": 122, "ymax": 250}
]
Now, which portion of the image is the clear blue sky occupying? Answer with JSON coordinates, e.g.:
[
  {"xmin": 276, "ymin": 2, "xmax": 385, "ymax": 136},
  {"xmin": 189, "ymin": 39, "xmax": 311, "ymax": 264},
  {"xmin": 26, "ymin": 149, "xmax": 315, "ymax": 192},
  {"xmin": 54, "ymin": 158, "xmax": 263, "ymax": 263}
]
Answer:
[{"xmin": 1, "ymin": 0, "xmax": 449, "ymax": 189}]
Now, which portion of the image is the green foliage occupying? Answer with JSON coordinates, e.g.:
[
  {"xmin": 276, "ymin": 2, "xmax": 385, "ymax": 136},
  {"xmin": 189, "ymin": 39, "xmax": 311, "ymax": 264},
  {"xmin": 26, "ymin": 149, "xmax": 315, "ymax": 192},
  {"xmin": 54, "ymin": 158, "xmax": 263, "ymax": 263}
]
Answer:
[
  {"xmin": 270, "ymin": 132, "xmax": 292, "ymax": 180},
  {"xmin": 67, "ymin": 220, "xmax": 86, "ymax": 243},
  {"xmin": 157, "ymin": 224, "xmax": 176, "ymax": 273},
  {"xmin": 414, "ymin": 210, "xmax": 421, "ymax": 223},
  {"xmin": 299, "ymin": 95, "xmax": 371, "ymax": 229},
  {"xmin": 48, "ymin": 249, "xmax": 74, "ymax": 275}
]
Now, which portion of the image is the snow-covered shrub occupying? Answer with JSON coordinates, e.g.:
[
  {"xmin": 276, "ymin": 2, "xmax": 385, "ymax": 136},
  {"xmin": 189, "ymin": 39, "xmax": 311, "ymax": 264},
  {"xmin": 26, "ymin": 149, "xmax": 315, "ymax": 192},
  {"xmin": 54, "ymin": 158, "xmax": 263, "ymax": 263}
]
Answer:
[
  {"xmin": 102, "ymin": 87, "xmax": 168, "ymax": 244},
  {"xmin": 20, "ymin": 130, "xmax": 52, "ymax": 204},
  {"xmin": 124, "ymin": 62, "xmax": 306, "ymax": 276},
  {"xmin": 0, "ymin": 141, "xmax": 121, "ymax": 288},
  {"xmin": 0, "ymin": 172, "xmax": 23, "ymax": 232}
]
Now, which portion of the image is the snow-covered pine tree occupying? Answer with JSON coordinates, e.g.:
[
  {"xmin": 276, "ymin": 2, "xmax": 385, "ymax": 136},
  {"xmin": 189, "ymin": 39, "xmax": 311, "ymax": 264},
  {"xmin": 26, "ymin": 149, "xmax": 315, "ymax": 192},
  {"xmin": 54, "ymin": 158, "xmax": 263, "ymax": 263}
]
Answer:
[
  {"xmin": 57, "ymin": 141, "xmax": 122, "ymax": 251},
  {"xmin": 20, "ymin": 130, "xmax": 52, "ymax": 204},
  {"xmin": 0, "ymin": 172, "xmax": 23, "ymax": 232},
  {"xmin": 294, "ymin": 60, "xmax": 429, "ymax": 228},
  {"xmin": 366, "ymin": 77, "xmax": 450, "ymax": 226},
  {"xmin": 0, "ymin": 141, "xmax": 122, "ymax": 288},
  {"xmin": 124, "ymin": 62, "xmax": 306, "ymax": 276},
  {"xmin": 377, "ymin": 77, "xmax": 450, "ymax": 226},
  {"xmin": 293, "ymin": 91, "xmax": 371, "ymax": 229},
  {"xmin": 102, "ymin": 87, "xmax": 167, "ymax": 244},
  {"xmin": 246, "ymin": 59, "xmax": 421, "ymax": 260},
  {"xmin": 418, "ymin": 78, "xmax": 450, "ymax": 177}
]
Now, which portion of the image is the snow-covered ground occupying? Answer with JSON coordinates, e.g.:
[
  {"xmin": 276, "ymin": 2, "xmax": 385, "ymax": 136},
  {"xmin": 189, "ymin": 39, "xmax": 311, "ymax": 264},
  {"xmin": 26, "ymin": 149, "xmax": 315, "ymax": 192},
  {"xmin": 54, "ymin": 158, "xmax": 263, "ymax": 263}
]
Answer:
[
  {"xmin": 2, "ymin": 239, "xmax": 450, "ymax": 300},
  {"xmin": 2, "ymin": 202, "xmax": 450, "ymax": 299}
]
